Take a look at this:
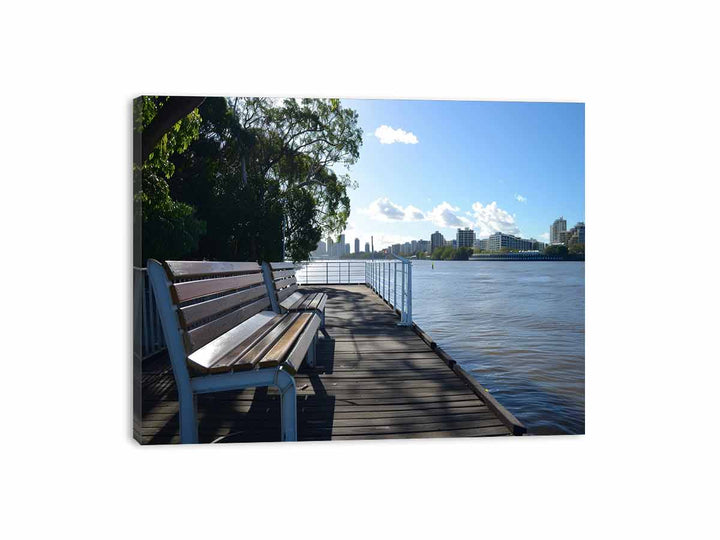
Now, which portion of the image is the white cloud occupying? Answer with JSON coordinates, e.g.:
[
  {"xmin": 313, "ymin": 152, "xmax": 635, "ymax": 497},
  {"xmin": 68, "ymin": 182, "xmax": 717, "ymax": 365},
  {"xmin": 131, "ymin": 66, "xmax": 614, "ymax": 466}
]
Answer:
[
  {"xmin": 470, "ymin": 201, "xmax": 521, "ymax": 237},
  {"xmin": 374, "ymin": 125, "xmax": 419, "ymax": 144},
  {"xmin": 540, "ymin": 232, "xmax": 550, "ymax": 241},
  {"xmin": 361, "ymin": 198, "xmax": 520, "ymax": 237},
  {"xmin": 515, "ymin": 194, "xmax": 527, "ymax": 203},
  {"xmin": 364, "ymin": 197, "xmax": 426, "ymax": 222},
  {"xmin": 426, "ymin": 201, "xmax": 473, "ymax": 229}
]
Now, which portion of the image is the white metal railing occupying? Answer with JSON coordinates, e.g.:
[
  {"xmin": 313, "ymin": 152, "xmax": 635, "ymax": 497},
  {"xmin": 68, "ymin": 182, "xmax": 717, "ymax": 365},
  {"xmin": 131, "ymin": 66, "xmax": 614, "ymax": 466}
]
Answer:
[
  {"xmin": 296, "ymin": 257, "xmax": 413, "ymax": 326},
  {"xmin": 295, "ymin": 260, "xmax": 367, "ymax": 284},
  {"xmin": 365, "ymin": 255, "xmax": 413, "ymax": 326},
  {"xmin": 134, "ymin": 267, "xmax": 167, "ymax": 360}
]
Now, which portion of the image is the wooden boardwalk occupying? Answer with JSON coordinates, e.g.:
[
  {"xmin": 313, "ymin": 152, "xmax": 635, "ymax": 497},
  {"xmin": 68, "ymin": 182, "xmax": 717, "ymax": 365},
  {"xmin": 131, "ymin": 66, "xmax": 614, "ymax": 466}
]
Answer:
[{"xmin": 138, "ymin": 285, "xmax": 521, "ymax": 444}]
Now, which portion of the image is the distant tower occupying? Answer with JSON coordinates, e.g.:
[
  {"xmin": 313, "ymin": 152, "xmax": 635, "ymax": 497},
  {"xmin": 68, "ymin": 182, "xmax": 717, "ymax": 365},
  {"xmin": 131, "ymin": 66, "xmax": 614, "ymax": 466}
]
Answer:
[
  {"xmin": 430, "ymin": 231, "xmax": 445, "ymax": 253},
  {"xmin": 550, "ymin": 217, "xmax": 567, "ymax": 244},
  {"xmin": 364, "ymin": 242, "xmax": 370, "ymax": 253},
  {"xmin": 456, "ymin": 227, "xmax": 476, "ymax": 248},
  {"xmin": 354, "ymin": 238, "xmax": 360, "ymax": 254}
]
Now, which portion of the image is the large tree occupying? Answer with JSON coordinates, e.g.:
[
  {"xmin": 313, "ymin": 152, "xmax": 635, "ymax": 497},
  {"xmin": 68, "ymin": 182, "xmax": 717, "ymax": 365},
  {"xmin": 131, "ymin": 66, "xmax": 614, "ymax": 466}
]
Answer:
[
  {"xmin": 136, "ymin": 96, "xmax": 362, "ymax": 263},
  {"xmin": 233, "ymin": 97, "xmax": 361, "ymax": 260},
  {"xmin": 169, "ymin": 97, "xmax": 362, "ymax": 262}
]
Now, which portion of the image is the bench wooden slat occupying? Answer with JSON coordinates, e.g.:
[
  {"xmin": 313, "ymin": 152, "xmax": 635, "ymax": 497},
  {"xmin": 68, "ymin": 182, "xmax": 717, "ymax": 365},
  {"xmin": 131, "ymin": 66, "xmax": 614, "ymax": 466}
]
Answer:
[
  {"xmin": 172, "ymin": 273, "xmax": 264, "ymax": 303},
  {"xmin": 279, "ymin": 291, "xmax": 305, "ymax": 311},
  {"xmin": 277, "ymin": 283, "xmax": 299, "ymax": 302},
  {"xmin": 207, "ymin": 314, "xmax": 287, "ymax": 373},
  {"xmin": 272, "ymin": 269, "xmax": 295, "ymax": 280},
  {"xmin": 233, "ymin": 313, "xmax": 302, "ymax": 369},
  {"xmin": 274, "ymin": 276, "xmax": 297, "ymax": 290},
  {"xmin": 186, "ymin": 311, "xmax": 278, "ymax": 372},
  {"xmin": 308, "ymin": 293, "xmax": 324, "ymax": 311},
  {"xmin": 269, "ymin": 262, "xmax": 296, "ymax": 270},
  {"xmin": 259, "ymin": 313, "xmax": 314, "ymax": 369},
  {"xmin": 281, "ymin": 314, "xmax": 321, "ymax": 374},
  {"xmin": 186, "ymin": 297, "xmax": 271, "ymax": 352},
  {"xmin": 288, "ymin": 293, "xmax": 309, "ymax": 310},
  {"xmin": 165, "ymin": 260, "xmax": 261, "ymax": 280},
  {"xmin": 179, "ymin": 285, "xmax": 268, "ymax": 328},
  {"xmin": 299, "ymin": 293, "xmax": 317, "ymax": 310}
]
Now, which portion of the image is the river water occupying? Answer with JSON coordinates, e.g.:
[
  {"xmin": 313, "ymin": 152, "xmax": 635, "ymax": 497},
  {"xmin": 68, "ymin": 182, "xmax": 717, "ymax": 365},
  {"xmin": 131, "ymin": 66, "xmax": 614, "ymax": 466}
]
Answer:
[{"xmin": 411, "ymin": 260, "xmax": 585, "ymax": 435}]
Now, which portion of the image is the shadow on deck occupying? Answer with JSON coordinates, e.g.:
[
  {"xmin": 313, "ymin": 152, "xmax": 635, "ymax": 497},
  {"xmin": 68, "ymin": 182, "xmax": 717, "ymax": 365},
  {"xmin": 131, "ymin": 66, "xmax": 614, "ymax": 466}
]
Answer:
[{"xmin": 138, "ymin": 285, "xmax": 512, "ymax": 444}]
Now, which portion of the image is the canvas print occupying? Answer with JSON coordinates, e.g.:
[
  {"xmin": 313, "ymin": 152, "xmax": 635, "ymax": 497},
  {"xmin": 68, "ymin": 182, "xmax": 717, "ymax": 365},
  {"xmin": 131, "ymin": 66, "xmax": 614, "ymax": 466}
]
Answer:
[{"xmin": 133, "ymin": 96, "xmax": 584, "ymax": 444}]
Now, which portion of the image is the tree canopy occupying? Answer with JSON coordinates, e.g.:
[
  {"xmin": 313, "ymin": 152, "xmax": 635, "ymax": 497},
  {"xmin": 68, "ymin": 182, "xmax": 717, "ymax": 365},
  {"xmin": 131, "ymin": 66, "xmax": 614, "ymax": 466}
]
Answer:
[
  {"xmin": 134, "ymin": 96, "xmax": 363, "ymax": 264},
  {"xmin": 430, "ymin": 246, "xmax": 473, "ymax": 260}
]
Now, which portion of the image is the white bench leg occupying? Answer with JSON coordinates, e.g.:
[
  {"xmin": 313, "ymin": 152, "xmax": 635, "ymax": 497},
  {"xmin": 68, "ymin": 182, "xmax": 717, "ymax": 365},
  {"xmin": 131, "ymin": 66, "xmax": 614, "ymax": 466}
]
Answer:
[
  {"xmin": 179, "ymin": 393, "xmax": 199, "ymax": 444},
  {"xmin": 276, "ymin": 370, "xmax": 297, "ymax": 441}
]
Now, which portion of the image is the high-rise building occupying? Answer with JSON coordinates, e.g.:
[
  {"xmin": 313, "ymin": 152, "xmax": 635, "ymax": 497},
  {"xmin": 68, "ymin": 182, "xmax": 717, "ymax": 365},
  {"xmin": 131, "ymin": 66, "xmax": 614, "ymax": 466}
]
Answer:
[
  {"xmin": 550, "ymin": 217, "xmax": 567, "ymax": 244},
  {"xmin": 326, "ymin": 237, "xmax": 334, "ymax": 258},
  {"xmin": 456, "ymin": 227, "xmax": 476, "ymax": 248},
  {"xmin": 430, "ymin": 231, "xmax": 445, "ymax": 253},
  {"xmin": 417, "ymin": 239, "xmax": 430, "ymax": 253},
  {"xmin": 364, "ymin": 242, "xmax": 370, "ymax": 253},
  {"xmin": 354, "ymin": 238, "xmax": 360, "ymax": 253},
  {"xmin": 487, "ymin": 232, "xmax": 534, "ymax": 252},
  {"xmin": 566, "ymin": 222, "xmax": 585, "ymax": 246}
]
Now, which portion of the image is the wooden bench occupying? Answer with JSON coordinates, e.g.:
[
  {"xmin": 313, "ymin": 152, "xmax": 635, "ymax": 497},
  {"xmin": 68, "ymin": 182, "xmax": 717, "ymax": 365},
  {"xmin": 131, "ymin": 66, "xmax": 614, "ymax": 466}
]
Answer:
[
  {"xmin": 146, "ymin": 259, "xmax": 321, "ymax": 443},
  {"xmin": 262, "ymin": 262, "xmax": 329, "ymax": 338}
]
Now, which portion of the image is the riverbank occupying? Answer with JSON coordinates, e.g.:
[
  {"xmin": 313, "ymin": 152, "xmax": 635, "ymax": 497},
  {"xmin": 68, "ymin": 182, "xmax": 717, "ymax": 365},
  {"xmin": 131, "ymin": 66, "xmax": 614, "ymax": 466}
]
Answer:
[{"xmin": 469, "ymin": 254, "xmax": 584, "ymax": 261}]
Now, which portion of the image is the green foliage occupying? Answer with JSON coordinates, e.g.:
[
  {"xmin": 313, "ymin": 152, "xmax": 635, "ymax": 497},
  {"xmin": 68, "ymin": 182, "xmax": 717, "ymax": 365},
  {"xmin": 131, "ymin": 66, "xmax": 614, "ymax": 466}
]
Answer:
[
  {"xmin": 430, "ymin": 246, "xmax": 473, "ymax": 260},
  {"xmin": 136, "ymin": 97, "xmax": 205, "ymax": 262},
  {"xmin": 138, "ymin": 96, "xmax": 363, "ymax": 264},
  {"xmin": 140, "ymin": 172, "xmax": 207, "ymax": 262},
  {"xmin": 544, "ymin": 244, "xmax": 569, "ymax": 257},
  {"xmin": 140, "ymin": 97, "xmax": 202, "ymax": 179},
  {"xmin": 568, "ymin": 243, "xmax": 585, "ymax": 255}
]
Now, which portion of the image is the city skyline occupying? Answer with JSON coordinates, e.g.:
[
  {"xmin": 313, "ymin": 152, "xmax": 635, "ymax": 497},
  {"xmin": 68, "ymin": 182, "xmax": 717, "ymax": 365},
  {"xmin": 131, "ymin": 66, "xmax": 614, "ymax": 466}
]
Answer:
[
  {"xmin": 312, "ymin": 216, "xmax": 583, "ymax": 258},
  {"xmin": 331, "ymin": 99, "xmax": 584, "ymax": 250},
  {"xmin": 317, "ymin": 215, "xmax": 583, "ymax": 255}
]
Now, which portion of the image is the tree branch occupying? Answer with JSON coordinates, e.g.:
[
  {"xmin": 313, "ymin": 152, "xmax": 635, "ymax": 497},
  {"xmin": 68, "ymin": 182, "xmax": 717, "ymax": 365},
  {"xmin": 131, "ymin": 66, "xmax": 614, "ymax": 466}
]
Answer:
[{"xmin": 141, "ymin": 96, "xmax": 206, "ymax": 163}]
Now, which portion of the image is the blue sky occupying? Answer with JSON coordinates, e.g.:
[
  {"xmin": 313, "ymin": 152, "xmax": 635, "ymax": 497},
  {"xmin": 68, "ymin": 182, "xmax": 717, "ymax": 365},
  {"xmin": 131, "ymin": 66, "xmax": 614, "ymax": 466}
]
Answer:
[{"xmin": 334, "ymin": 99, "xmax": 584, "ymax": 250}]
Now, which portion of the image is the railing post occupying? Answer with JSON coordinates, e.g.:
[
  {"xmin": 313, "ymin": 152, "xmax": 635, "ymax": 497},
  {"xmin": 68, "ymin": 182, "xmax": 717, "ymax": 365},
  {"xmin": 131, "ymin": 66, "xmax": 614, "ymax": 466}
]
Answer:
[
  {"xmin": 400, "ymin": 262, "xmax": 405, "ymax": 321},
  {"xmin": 406, "ymin": 261, "xmax": 412, "ymax": 324},
  {"xmin": 393, "ymin": 262, "xmax": 397, "ymax": 308},
  {"xmin": 383, "ymin": 263, "xmax": 386, "ymax": 300},
  {"xmin": 326, "ymin": 261, "xmax": 328, "ymax": 285}
]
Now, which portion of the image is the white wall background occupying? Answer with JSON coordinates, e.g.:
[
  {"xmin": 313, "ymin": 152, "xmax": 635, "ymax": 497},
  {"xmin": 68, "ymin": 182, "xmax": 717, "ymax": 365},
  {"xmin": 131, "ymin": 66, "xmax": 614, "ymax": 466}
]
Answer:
[{"xmin": 1, "ymin": 1, "xmax": 718, "ymax": 538}]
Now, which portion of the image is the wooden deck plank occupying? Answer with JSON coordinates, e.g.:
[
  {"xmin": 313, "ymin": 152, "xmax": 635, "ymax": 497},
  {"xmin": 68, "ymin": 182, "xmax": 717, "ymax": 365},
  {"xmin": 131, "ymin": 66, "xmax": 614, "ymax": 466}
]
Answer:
[{"xmin": 140, "ymin": 284, "xmax": 514, "ymax": 443}]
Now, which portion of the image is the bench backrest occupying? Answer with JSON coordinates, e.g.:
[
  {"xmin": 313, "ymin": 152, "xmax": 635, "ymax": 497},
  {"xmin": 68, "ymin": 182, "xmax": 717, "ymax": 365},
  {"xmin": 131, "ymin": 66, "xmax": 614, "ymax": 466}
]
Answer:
[
  {"xmin": 263, "ymin": 262, "xmax": 299, "ymax": 308},
  {"xmin": 148, "ymin": 259, "xmax": 273, "ymax": 357}
]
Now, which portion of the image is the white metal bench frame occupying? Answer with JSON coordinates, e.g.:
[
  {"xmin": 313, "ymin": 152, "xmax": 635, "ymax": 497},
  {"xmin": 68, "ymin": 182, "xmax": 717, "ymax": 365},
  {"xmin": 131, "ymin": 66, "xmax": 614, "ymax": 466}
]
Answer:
[{"xmin": 147, "ymin": 260, "xmax": 317, "ymax": 443}]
